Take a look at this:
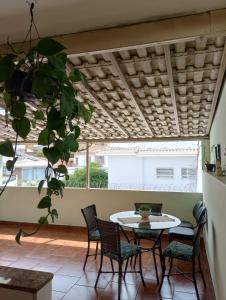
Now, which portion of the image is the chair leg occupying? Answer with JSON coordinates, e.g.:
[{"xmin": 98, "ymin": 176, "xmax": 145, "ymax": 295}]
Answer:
[
  {"xmin": 133, "ymin": 239, "xmax": 139, "ymax": 269},
  {"xmin": 168, "ymin": 257, "xmax": 173, "ymax": 276},
  {"xmin": 123, "ymin": 259, "xmax": 129, "ymax": 280},
  {"xmin": 95, "ymin": 253, "xmax": 103, "ymax": 289},
  {"xmin": 153, "ymin": 249, "xmax": 159, "ymax": 284},
  {"xmin": 83, "ymin": 240, "xmax": 90, "ymax": 271},
  {"xmin": 118, "ymin": 261, "xmax": 123, "ymax": 300},
  {"xmin": 159, "ymin": 255, "xmax": 166, "ymax": 292},
  {"xmin": 95, "ymin": 241, "xmax": 99, "ymax": 260},
  {"xmin": 110, "ymin": 258, "xmax": 115, "ymax": 273},
  {"xmin": 138, "ymin": 252, "xmax": 146, "ymax": 287},
  {"xmin": 198, "ymin": 255, "xmax": 206, "ymax": 288},
  {"xmin": 192, "ymin": 260, "xmax": 200, "ymax": 300}
]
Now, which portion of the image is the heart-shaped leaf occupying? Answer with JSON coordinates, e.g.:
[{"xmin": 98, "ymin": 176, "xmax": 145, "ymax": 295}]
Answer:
[
  {"xmin": 38, "ymin": 179, "xmax": 45, "ymax": 194},
  {"xmin": 12, "ymin": 117, "xmax": 31, "ymax": 139},
  {"xmin": 0, "ymin": 140, "xmax": 15, "ymax": 157},
  {"xmin": 37, "ymin": 196, "xmax": 52, "ymax": 209},
  {"xmin": 43, "ymin": 147, "xmax": 61, "ymax": 165}
]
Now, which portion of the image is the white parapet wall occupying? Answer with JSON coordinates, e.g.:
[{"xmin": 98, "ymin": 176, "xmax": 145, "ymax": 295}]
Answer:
[{"xmin": 0, "ymin": 186, "xmax": 202, "ymax": 226}]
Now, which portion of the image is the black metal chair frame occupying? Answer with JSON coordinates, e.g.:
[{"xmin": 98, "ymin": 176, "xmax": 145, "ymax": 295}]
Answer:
[
  {"xmin": 95, "ymin": 218, "xmax": 146, "ymax": 300},
  {"xmin": 81, "ymin": 204, "xmax": 100, "ymax": 270},
  {"xmin": 159, "ymin": 212, "xmax": 207, "ymax": 300},
  {"xmin": 169, "ymin": 206, "xmax": 206, "ymax": 243},
  {"xmin": 132, "ymin": 202, "xmax": 163, "ymax": 284}
]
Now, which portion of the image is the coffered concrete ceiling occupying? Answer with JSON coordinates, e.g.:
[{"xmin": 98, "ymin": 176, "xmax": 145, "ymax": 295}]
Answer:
[{"xmin": 0, "ymin": 4, "xmax": 226, "ymax": 142}]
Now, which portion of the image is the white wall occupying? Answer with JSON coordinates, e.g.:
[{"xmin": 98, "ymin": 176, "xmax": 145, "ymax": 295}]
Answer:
[
  {"xmin": 0, "ymin": 186, "xmax": 202, "ymax": 227},
  {"xmin": 203, "ymin": 78, "xmax": 226, "ymax": 300}
]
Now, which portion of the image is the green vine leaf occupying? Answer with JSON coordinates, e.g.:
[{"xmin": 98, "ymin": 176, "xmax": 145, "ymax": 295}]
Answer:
[
  {"xmin": 12, "ymin": 117, "xmax": 31, "ymax": 139},
  {"xmin": 60, "ymin": 86, "xmax": 75, "ymax": 117},
  {"xmin": 37, "ymin": 38, "xmax": 66, "ymax": 56},
  {"xmin": 43, "ymin": 147, "xmax": 61, "ymax": 165},
  {"xmin": 6, "ymin": 157, "xmax": 17, "ymax": 171},
  {"xmin": 38, "ymin": 216, "xmax": 49, "ymax": 224},
  {"xmin": 15, "ymin": 229, "xmax": 23, "ymax": 245},
  {"xmin": 0, "ymin": 55, "xmax": 15, "ymax": 82},
  {"xmin": 33, "ymin": 110, "xmax": 45, "ymax": 120},
  {"xmin": 32, "ymin": 74, "xmax": 52, "ymax": 98},
  {"xmin": 63, "ymin": 134, "xmax": 79, "ymax": 152},
  {"xmin": 74, "ymin": 125, "xmax": 80, "ymax": 139},
  {"xmin": 47, "ymin": 108, "xmax": 65, "ymax": 130},
  {"xmin": 55, "ymin": 164, "xmax": 68, "ymax": 174},
  {"xmin": 38, "ymin": 180, "xmax": 45, "ymax": 194},
  {"xmin": 0, "ymin": 140, "xmax": 15, "ymax": 157},
  {"xmin": 51, "ymin": 209, "xmax": 58, "ymax": 222},
  {"xmin": 37, "ymin": 196, "xmax": 52, "ymax": 209},
  {"xmin": 11, "ymin": 101, "xmax": 26, "ymax": 118},
  {"xmin": 38, "ymin": 129, "xmax": 54, "ymax": 146},
  {"xmin": 69, "ymin": 69, "xmax": 87, "ymax": 86}
]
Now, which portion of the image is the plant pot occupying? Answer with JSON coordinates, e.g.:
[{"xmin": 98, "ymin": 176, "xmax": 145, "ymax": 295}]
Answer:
[
  {"xmin": 5, "ymin": 70, "xmax": 35, "ymax": 101},
  {"xmin": 139, "ymin": 209, "xmax": 151, "ymax": 219},
  {"xmin": 205, "ymin": 163, "xmax": 215, "ymax": 172}
]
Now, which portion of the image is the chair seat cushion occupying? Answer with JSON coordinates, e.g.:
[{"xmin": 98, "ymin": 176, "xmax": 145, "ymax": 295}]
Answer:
[
  {"xmin": 105, "ymin": 241, "xmax": 140, "ymax": 261},
  {"xmin": 164, "ymin": 241, "xmax": 193, "ymax": 262},
  {"xmin": 169, "ymin": 226, "xmax": 194, "ymax": 240},
  {"xmin": 90, "ymin": 229, "xmax": 100, "ymax": 241},
  {"xmin": 178, "ymin": 220, "xmax": 193, "ymax": 228},
  {"xmin": 134, "ymin": 228, "xmax": 162, "ymax": 239}
]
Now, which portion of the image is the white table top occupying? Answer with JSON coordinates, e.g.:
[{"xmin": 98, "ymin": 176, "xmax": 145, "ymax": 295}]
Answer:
[{"xmin": 110, "ymin": 211, "xmax": 181, "ymax": 230}]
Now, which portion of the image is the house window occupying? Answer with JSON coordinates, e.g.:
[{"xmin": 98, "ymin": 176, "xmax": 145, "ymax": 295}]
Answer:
[
  {"xmin": 95, "ymin": 155, "xmax": 105, "ymax": 166},
  {"xmin": 181, "ymin": 168, "xmax": 196, "ymax": 179},
  {"xmin": 156, "ymin": 168, "xmax": 174, "ymax": 179}
]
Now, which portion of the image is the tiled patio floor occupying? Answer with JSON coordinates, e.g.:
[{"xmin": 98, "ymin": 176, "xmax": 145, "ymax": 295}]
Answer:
[{"xmin": 0, "ymin": 222, "xmax": 215, "ymax": 300}]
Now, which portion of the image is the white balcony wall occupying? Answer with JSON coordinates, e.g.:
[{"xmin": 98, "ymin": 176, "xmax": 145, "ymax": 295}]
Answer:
[{"xmin": 0, "ymin": 187, "xmax": 202, "ymax": 227}]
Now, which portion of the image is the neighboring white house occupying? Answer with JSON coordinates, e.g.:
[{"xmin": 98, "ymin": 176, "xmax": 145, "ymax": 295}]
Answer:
[{"xmin": 98, "ymin": 141, "xmax": 202, "ymax": 192}]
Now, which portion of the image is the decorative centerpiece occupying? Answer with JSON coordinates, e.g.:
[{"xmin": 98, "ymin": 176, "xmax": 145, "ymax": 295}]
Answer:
[{"xmin": 138, "ymin": 204, "xmax": 151, "ymax": 220}]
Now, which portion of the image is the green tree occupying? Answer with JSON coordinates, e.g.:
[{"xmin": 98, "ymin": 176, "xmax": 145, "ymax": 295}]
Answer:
[{"xmin": 65, "ymin": 162, "xmax": 108, "ymax": 188}]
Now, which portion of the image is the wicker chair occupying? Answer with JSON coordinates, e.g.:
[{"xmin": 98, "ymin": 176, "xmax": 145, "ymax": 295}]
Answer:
[
  {"xmin": 133, "ymin": 202, "xmax": 163, "ymax": 283},
  {"xmin": 159, "ymin": 211, "xmax": 207, "ymax": 300},
  {"xmin": 95, "ymin": 218, "xmax": 146, "ymax": 300},
  {"xmin": 81, "ymin": 204, "xmax": 100, "ymax": 270}
]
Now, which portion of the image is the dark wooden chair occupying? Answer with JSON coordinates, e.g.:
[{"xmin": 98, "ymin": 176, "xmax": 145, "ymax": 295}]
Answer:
[
  {"xmin": 133, "ymin": 202, "xmax": 163, "ymax": 283},
  {"xmin": 159, "ymin": 210, "xmax": 207, "ymax": 300},
  {"xmin": 81, "ymin": 204, "xmax": 100, "ymax": 270},
  {"xmin": 95, "ymin": 218, "xmax": 146, "ymax": 300}
]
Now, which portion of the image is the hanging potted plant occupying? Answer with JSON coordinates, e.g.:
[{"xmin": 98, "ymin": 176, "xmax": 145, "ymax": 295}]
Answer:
[{"xmin": 0, "ymin": 2, "xmax": 93, "ymax": 243}]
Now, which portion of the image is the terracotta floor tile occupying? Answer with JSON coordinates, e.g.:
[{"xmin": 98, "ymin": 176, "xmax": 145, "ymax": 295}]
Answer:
[
  {"xmin": 62, "ymin": 285, "xmax": 101, "ymax": 300},
  {"xmin": 76, "ymin": 272, "xmax": 111, "ymax": 289},
  {"xmin": 52, "ymin": 291, "xmax": 65, "ymax": 300},
  {"xmin": 32, "ymin": 264, "xmax": 60, "ymax": 273},
  {"xmin": 52, "ymin": 274, "xmax": 79, "ymax": 293},
  {"xmin": 99, "ymin": 281, "xmax": 138, "ymax": 300},
  {"xmin": 0, "ymin": 223, "xmax": 215, "ymax": 300}
]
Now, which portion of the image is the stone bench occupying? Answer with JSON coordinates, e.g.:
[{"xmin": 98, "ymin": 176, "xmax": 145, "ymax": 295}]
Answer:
[{"xmin": 0, "ymin": 266, "xmax": 53, "ymax": 300}]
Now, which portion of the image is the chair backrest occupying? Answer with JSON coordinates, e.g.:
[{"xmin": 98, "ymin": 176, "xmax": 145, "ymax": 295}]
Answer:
[
  {"xmin": 81, "ymin": 204, "xmax": 98, "ymax": 234},
  {"xmin": 96, "ymin": 218, "xmax": 121, "ymax": 259},
  {"xmin": 193, "ymin": 201, "xmax": 204, "ymax": 223},
  {"xmin": 134, "ymin": 202, "xmax": 162, "ymax": 216},
  {"xmin": 192, "ymin": 207, "xmax": 207, "ymax": 258}
]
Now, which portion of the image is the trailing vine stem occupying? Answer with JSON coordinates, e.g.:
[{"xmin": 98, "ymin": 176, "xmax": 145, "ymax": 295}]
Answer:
[{"xmin": 0, "ymin": 133, "xmax": 18, "ymax": 197}]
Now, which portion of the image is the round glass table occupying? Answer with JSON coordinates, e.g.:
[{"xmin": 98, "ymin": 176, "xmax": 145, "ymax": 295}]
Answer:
[{"xmin": 110, "ymin": 211, "xmax": 181, "ymax": 230}]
